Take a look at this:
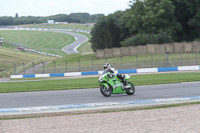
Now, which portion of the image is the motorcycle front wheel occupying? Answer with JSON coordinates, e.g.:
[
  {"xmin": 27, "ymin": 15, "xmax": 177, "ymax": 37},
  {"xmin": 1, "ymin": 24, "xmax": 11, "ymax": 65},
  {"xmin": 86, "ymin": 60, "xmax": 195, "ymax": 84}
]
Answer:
[
  {"xmin": 100, "ymin": 85, "xmax": 112, "ymax": 97},
  {"xmin": 126, "ymin": 82, "xmax": 135, "ymax": 95}
]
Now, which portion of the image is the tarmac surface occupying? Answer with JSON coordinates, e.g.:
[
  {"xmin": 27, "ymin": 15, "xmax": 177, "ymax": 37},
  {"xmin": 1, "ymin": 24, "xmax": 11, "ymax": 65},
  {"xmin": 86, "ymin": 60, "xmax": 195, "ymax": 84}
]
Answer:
[
  {"xmin": 1, "ymin": 81, "xmax": 200, "ymax": 109},
  {"xmin": 52, "ymin": 30, "xmax": 88, "ymax": 54}
]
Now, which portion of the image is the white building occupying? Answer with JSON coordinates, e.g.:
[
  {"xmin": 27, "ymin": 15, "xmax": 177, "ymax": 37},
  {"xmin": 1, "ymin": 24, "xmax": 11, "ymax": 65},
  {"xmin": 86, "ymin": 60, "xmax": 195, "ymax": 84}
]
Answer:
[{"xmin": 47, "ymin": 20, "xmax": 54, "ymax": 24}]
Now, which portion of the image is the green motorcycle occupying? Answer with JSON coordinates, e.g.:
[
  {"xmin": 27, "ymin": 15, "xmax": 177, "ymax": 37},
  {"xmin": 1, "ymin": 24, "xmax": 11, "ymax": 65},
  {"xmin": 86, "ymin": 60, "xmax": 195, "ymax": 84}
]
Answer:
[{"xmin": 98, "ymin": 71, "xmax": 135, "ymax": 97}]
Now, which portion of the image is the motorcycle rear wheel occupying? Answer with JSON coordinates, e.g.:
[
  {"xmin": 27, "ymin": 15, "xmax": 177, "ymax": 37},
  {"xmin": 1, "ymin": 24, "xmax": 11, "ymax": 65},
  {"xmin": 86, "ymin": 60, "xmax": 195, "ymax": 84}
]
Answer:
[
  {"xmin": 100, "ymin": 85, "xmax": 112, "ymax": 97},
  {"xmin": 126, "ymin": 82, "xmax": 135, "ymax": 95}
]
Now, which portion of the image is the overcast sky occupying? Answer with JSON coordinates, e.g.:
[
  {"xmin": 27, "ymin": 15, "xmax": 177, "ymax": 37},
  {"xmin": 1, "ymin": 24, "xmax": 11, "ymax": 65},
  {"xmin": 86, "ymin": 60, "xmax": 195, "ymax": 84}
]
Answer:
[{"xmin": 1, "ymin": 0, "xmax": 131, "ymax": 17}]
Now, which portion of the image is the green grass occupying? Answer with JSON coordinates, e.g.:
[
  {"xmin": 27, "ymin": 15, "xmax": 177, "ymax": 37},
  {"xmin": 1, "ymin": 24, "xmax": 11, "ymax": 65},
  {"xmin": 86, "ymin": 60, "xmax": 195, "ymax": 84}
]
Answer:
[
  {"xmin": 0, "ymin": 72, "xmax": 200, "ymax": 93},
  {"xmin": 0, "ymin": 45, "xmax": 56, "ymax": 76},
  {"xmin": 0, "ymin": 29, "xmax": 95, "ymax": 76},
  {"xmin": 21, "ymin": 23, "xmax": 93, "ymax": 31},
  {"xmin": 0, "ymin": 30, "xmax": 93, "ymax": 55},
  {"xmin": 75, "ymin": 32, "xmax": 93, "ymax": 53},
  {"xmin": 20, "ymin": 24, "xmax": 94, "ymax": 53},
  {"xmin": 42, "ymin": 52, "xmax": 200, "ymax": 73},
  {"xmin": 0, "ymin": 30, "xmax": 75, "ymax": 49},
  {"xmin": 19, "ymin": 23, "xmax": 94, "ymax": 53},
  {"xmin": 1, "ymin": 28, "xmax": 200, "ymax": 79},
  {"xmin": 0, "ymin": 30, "xmax": 77, "ymax": 75}
]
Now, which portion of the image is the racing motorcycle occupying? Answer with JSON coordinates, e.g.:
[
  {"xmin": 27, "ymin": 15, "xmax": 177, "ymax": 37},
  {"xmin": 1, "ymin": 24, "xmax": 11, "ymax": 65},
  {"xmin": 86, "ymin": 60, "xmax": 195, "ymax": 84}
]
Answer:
[{"xmin": 98, "ymin": 71, "xmax": 135, "ymax": 97}]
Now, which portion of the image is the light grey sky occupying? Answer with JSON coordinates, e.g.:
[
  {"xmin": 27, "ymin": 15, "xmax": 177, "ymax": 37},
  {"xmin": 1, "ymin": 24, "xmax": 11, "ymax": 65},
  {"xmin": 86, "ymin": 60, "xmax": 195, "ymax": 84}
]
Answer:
[{"xmin": 1, "ymin": 0, "xmax": 131, "ymax": 17}]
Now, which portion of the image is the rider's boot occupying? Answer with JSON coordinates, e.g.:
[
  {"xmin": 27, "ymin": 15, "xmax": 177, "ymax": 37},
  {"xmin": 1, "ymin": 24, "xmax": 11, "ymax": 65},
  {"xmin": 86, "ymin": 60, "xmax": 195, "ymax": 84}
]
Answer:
[
  {"xmin": 123, "ymin": 77, "xmax": 128, "ymax": 87},
  {"xmin": 124, "ymin": 80, "xmax": 128, "ymax": 86}
]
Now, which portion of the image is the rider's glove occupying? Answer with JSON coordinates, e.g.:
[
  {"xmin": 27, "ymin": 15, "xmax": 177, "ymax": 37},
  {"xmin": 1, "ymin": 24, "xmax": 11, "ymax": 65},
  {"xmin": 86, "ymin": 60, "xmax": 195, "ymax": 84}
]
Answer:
[
  {"xmin": 108, "ymin": 74, "xmax": 114, "ymax": 78},
  {"xmin": 110, "ymin": 73, "xmax": 115, "ymax": 77}
]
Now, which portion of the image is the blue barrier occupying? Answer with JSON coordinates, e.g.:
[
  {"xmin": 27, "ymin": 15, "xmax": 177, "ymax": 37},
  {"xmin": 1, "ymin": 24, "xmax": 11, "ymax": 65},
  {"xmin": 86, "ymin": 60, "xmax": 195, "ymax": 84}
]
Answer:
[
  {"xmin": 10, "ymin": 65, "xmax": 200, "ymax": 79},
  {"xmin": 50, "ymin": 73, "xmax": 65, "ymax": 77},
  {"xmin": 158, "ymin": 67, "xmax": 178, "ymax": 72},
  {"xmin": 82, "ymin": 71, "xmax": 98, "ymax": 75},
  {"xmin": 118, "ymin": 69, "xmax": 137, "ymax": 74},
  {"xmin": 0, "ymin": 109, "xmax": 19, "ymax": 112},
  {"xmin": 23, "ymin": 74, "xmax": 35, "ymax": 78}
]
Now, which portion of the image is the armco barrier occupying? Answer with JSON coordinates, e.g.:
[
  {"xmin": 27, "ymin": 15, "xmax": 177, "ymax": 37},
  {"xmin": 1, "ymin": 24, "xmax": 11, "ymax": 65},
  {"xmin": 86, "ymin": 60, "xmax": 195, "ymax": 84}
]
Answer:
[
  {"xmin": 14, "ymin": 27, "xmax": 91, "ymax": 34},
  {"xmin": 15, "ymin": 27, "xmax": 50, "ymax": 31},
  {"xmin": 10, "ymin": 65, "xmax": 200, "ymax": 79}
]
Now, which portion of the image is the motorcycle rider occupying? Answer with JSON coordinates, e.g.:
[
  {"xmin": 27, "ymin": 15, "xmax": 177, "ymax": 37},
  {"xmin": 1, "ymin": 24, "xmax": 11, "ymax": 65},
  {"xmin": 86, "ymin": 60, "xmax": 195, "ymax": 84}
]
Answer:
[{"xmin": 103, "ymin": 63, "xmax": 128, "ymax": 86}]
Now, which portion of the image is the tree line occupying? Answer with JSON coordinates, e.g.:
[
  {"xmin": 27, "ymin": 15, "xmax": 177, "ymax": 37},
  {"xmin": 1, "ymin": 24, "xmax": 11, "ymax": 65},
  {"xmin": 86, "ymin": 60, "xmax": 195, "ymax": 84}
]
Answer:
[
  {"xmin": 91, "ymin": 0, "xmax": 200, "ymax": 51},
  {"xmin": 0, "ymin": 13, "xmax": 104, "ymax": 26}
]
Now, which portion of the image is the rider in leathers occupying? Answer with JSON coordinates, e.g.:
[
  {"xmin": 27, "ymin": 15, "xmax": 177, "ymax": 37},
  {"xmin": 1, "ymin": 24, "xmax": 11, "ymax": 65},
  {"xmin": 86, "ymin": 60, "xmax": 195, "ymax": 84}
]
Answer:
[{"xmin": 103, "ymin": 63, "xmax": 128, "ymax": 86}]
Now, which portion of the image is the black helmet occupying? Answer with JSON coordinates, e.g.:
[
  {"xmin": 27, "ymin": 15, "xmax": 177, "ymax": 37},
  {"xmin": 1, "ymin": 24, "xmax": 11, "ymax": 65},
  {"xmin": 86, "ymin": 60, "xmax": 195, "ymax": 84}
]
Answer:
[{"xmin": 103, "ymin": 63, "xmax": 110, "ymax": 70}]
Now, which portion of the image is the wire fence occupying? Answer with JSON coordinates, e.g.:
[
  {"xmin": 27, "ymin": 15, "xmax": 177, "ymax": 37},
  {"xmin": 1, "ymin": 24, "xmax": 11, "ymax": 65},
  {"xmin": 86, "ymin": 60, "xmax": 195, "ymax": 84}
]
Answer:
[{"xmin": 8, "ymin": 53, "xmax": 200, "ymax": 76}]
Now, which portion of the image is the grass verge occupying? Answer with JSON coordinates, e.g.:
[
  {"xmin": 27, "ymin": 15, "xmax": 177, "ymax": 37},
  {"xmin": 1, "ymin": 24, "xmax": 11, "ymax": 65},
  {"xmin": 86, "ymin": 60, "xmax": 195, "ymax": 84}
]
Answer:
[
  {"xmin": 0, "ymin": 45, "xmax": 56, "ymax": 76},
  {"xmin": 0, "ymin": 30, "xmax": 75, "ymax": 49},
  {"xmin": 42, "ymin": 52, "xmax": 200, "ymax": 73},
  {"xmin": 0, "ymin": 72, "xmax": 200, "ymax": 93}
]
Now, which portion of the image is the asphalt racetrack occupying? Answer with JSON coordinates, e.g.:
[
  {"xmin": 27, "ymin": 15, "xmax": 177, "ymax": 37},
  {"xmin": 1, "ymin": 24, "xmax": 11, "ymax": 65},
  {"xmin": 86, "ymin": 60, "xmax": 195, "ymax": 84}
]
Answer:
[
  {"xmin": 1, "ymin": 81, "xmax": 200, "ymax": 109},
  {"xmin": 52, "ymin": 30, "xmax": 88, "ymax": 54}
]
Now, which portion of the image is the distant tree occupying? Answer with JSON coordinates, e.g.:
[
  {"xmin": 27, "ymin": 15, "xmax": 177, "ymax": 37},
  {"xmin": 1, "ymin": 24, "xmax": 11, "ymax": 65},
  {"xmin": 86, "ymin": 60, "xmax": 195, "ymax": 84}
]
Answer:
[
  {"xmin": 90, "ymin": 16, "xmax": 106, "ymax": 50},
  {"xmin": 0, "ymin": 13, "xmax": 103, "ymax": 26},
  {"xmin": 91, "ymin": 11, "xmax": 124, "ymax": 51},
  {"xmin": 172, "ymin": 0, "xmax": 200, "ymax": 41},
  {"xmin": 89, "ymin": 14, "xmax": 104, "ymax": 22},
  {"xmin": 47, "ymin": 14, "xmax": 68, "ymax": 22},
  {"xmin": 67, "ymin": 13, "xmax": 90, "ymax": 23},
  {"xmin": 122, "ymin": 0, "xmax": 146, "ymax": 35},
  {"xmin": 15, "ymin": 13, "xmax": 19, "ymax": 18},
  {"xmin": 121, "ymin": 32, "xmax": 173, "ymax": 47},
  {"xmin": 123, "ymin": 0, "xmax": 180, "ymax": 36},
  {"xmin": 0, "ymin": 16, "xmax": 14, "ymax": 25}
]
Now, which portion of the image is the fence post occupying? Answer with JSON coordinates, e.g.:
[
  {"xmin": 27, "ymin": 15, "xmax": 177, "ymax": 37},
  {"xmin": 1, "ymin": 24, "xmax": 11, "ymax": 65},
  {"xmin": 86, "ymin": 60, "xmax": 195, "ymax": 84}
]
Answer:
[
  {"xmin": 7, "ymin": 71, "xmax": 10, "ymax": 77},
  {"xmin": 165, "ymin": 53, "xmax": 169, "ymax": 67},
  {"xmin": 78, "ymin": 59, "xmax": 80, "ymax": 71},
  {"xmin": 180, "ymin": 54, "xmax": 183, "ymax": 66},
  {"xmin": 151, "ymin": 54, "xmax": 154, "ymax": 68},
  {"xmin": 54, "ymin": 61, "xmax": 56, "ymax": 73},
  {"xmin": 136, "ymin": 55, "xmax": 138, "ymax": 68},
  {"xmin": 120, "ymin": 56, "xmax": 123, "ymax": 69},
  {"xmin": 13, "ymin": 64, "xmax": 16, "ymax": 75},
  {"xmin": 23, "ymin": 63, "xmax": 25, "ymax": 75},
  {"xmin": 195, "ymin": 52, "xmax": 197, "ymax": 65},
  {"xmin": 65, "ymin": 60, "xmax": 68, "ymax": 72},
  {"xmin": 92, "ymin": 58, "xmax": 94, "ymax": 71},
  {"xmin": 42, "ymin": 61, "xmax": 45, "ymax": 74},
  {"xmin": 32, "ymin": 62, "xmax": 35, "ymax": 74}
]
